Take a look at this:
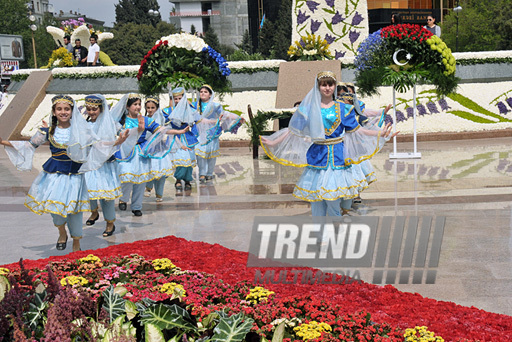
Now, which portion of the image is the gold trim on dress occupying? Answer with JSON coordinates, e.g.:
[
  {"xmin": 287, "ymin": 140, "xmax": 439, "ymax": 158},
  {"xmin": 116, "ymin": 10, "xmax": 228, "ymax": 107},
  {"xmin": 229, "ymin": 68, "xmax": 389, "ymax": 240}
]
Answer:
[{"xmin": 313, "ymin": 136, "xmax": 343, "ymax": 145}]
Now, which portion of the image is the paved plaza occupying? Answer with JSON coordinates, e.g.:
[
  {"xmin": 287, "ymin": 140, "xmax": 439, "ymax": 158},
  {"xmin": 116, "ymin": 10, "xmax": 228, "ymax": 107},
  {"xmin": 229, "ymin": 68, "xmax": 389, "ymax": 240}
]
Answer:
[{"xmin": 0, "ymin": 138, "xmax": 511, "ymax": 316}]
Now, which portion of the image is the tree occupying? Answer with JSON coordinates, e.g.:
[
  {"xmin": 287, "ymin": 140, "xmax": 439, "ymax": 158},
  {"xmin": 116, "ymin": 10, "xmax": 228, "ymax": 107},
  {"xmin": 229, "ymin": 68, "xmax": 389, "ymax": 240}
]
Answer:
[
  {"xmin": 257, "ymin": 20, "xmax": 275, "ymax": 57},
  {"xmin": 271, "ymin": 0, "xmax": 292, "ymax": 59},
  {"xmin": 190, "ymin": 24, "xmax": 197, "ymax": 35},
  {"xmin": 115, "ymin": 0, "xmax": 161, "ymax": 27},
  {"xmin": 440, "ymin": 0, "xmax": 500, "ymax": 52},
  {"xmin": 203, "ymin": 26, "xmax": 220, "ymax": 52},
  {"xmin": 493, "ymin": 0, "xmax": 512, "ymax": 50},
  {"xmin": 101, "ymin": 21, "xmax": 179, "ymax": 65},
  {"xmin": 235, "ymin": 30, "xmax": 253, "ymax": 54}
]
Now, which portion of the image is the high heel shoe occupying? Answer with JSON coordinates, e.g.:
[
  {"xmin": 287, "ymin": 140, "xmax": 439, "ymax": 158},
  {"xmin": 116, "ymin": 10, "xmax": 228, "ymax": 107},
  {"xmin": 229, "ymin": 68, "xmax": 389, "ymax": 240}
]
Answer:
[
  {"xmin": 102, "ymin": 224, "xmax": 116, "ymax": 237},
  {"xmin": 86, "ymin": 210, "xmax": 99, "ymax": 226},
  {"xmin": 56, "ymin": 236, "xmax": 68, "ymax": 250}
]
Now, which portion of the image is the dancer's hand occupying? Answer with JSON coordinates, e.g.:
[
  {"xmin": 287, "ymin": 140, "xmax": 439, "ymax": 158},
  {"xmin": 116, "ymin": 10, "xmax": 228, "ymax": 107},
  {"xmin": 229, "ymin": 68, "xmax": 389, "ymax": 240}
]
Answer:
[
  {"xmin": 137, "ymin": 114, "xmax": 145, "ymax": 132},
  {"xmin": 382, "ymin": 123, "xmax": 399, "ymax": 139},
  {"xmin": 115, "ymin": 130, "xmax": 129, "ymax": 146},
  {"xmin": 384, "ymin": 104, "xmax": 392, "ymax": 115},
  {"xmin": 42, "ymin": 120, "xmax": 48, "ymax": 128},
  {"xmin": 181, "ymin": 145, "xmax": 191, "ymax": 151}
]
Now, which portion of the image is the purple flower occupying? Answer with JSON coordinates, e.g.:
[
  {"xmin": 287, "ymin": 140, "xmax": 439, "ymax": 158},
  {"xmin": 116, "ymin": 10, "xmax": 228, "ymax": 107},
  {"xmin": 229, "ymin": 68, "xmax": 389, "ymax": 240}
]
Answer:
[
  {"xmin": 417, "ymin": 104, "xmax": 427, "ymax": 115},
  {"xmin": 384, "ymin": 114, "xmax": 393, "ymax": 126},
  {"xmin": 439, "ymin": 169, "xmax": 449, "ymax": 179},
  {"xmin": 426, "ymin": 101, "xmax": 439, "ymax": 114},
  {"xmin": 332, "ymin": 11, "xmax": 344, "ymax": 25},
  {"xmin": 334, "ymin": 50, "xmax": 346, "ymax": 59},
  {"xmin": 384, "ymin": 159, "xmax": 393, "ymax": 171},
  {"xmin": 299, "ymin": 39, "xmax": 306, "ymax": 47},
  {"xmin": 306, "ymin": 0, "xmax": 319, "ymax": 12},
  {"xmin": 311, "ymin": 20, "xmax": 321, "ymax": 34},
  {"xmin": 396, "ymin": 110, "xmax": 406, "ymax": 122},
  {"xmin": 438, "ymin": 98, "xmax": 450, "ymax": 111},
  {"xmin": 497, "ymin": 102, "xmax": 510, "ymax": 114},
  {"xmin": 325, "ymin": 0, "xmax": 335, "ymax": 7},
  {"xmin": 506, "ymin": 97, "xmax": 512, "ymax": 109},
  {"xmin": 418, "ymin": 165, "xmax": 428, "ymax": 176},
  {"xmin": 351, "ymin": 11, "xmax": 364, "ymax": 26},
  {"xmin": 349, "ymin": 30, "xmax": 360, "ymax": 44},
  {"xmin": 396, "ymin": 162, "xmax": 405, "ymax": 172},
  {"xmin": 297, "ymin": 10, "xmax": 310, "ymax": 25},
  {"xmin": 325, "ymin": 34, "xmax": 335, "ymax": 44},
  {"xmin": 406, "ymin": 107, "xmax": 414, "ymax": 118},
  {"xmin": 428, "ymin": 167, "xmax": 439, "ymax": 177}
]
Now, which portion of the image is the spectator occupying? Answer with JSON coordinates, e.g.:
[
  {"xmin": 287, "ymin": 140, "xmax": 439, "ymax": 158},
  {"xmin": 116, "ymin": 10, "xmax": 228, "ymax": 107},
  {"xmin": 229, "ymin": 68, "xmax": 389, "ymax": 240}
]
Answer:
[
  {"xmin": 87, "ymin": 35, "xmax": 100, "ymax": 66},
  {"xmin": 424, "ymin": 15, "xmax": 441, "ymax": 37},
  {"xmin": 73, "ymin": 39, "xmax": 88, "ymax": 67},
  {"xmin": 63, "ymin": 35, "xmax": 73, "ymax": 54},
  {"xmin": 391, "ymin": 13, "xmax": 402, "ymax": 25}
]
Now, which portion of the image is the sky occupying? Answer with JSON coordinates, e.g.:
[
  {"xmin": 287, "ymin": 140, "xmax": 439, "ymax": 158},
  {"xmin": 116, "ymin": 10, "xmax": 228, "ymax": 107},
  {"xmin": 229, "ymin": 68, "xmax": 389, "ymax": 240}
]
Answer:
[{"xmin": 48, "ymin": 0, "xmax": 174, "ymax": 27}]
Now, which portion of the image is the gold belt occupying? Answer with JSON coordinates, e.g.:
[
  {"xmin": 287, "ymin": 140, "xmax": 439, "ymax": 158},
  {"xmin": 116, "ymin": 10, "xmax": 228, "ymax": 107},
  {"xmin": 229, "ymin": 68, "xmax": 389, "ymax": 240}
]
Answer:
[{"xmin": 313, "ymin": 136, "xmax": 343, "ymax": 145}]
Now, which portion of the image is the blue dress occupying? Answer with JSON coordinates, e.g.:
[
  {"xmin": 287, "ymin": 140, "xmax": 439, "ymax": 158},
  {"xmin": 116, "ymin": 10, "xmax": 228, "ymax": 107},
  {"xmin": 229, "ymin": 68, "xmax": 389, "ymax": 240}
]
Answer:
[
  {"xmin": 293, "ymin": 103, "xmax": 370, "ymax": 202},
  {"xmin": 25, "ymin": 127, "xmax": 90, "ymax": 216},
  {"xmin": 162, "ymin": 107, "xmax": 198, "ymax": 168},
  {"xmin": 115, "ymin": 116, "xmax": 170, "ymax": 183},
  {"xmin": 84, "ymin": 121, "xmax": 122, "ymax": 200}
]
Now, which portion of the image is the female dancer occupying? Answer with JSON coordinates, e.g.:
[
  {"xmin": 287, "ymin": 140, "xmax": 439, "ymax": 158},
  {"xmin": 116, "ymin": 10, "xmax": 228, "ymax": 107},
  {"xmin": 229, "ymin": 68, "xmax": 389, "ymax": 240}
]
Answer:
[
  {"xmin": 194, "ymin": 84, "xmax": 244, "ymax": 183},
  {"xmin": 163, "ymin": 87, "xmax": 199, "ymax": 194},
  {"xmin": 1, "ymin": 95, "xmax": 127, "ymax": 251},
  {"xmin": 337, "ymin": 83, "xmax": 392, "ymax": 205},
  {"xmin": 143, "ymin": 96, "xmax": 168, "ymax": 202},
  {"xmin": 112, "ymin": 93, "xmax": 187, "ymax": 215},
  {"xmin": 83, "ymin": 94, "xmax": 122, "ymax": 236},
  {"xmin": 261, "ymin": 72, "xmax": 396, "ymax": 216}
]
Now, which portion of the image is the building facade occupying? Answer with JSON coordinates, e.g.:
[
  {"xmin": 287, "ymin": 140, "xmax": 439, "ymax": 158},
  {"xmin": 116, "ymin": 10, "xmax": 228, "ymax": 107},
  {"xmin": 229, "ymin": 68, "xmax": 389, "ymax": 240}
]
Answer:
[
  {"xmin": 29, "ymin": 0, "xmax": 53, "ymax": 24},
  {"xmin": 169, "ymin": 0, "xmax": 249, "ymax": 47},
  {"xmin": 368, "ymin": 0, "xmax": 458, "ymax": 32}
]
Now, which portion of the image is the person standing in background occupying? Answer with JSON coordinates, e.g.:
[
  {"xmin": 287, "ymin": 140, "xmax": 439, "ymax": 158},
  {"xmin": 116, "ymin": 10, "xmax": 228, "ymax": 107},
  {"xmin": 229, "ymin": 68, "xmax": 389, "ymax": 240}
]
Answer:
[
  {"xmin": 63, "ymin": 35, "xmax": 73, "ymax": 54},
  {"xmin": 87, "ymin": 35, "xmax": 100, "ymax": 66},
  {"xmin": 424, "ymin": 15, "xmax": 441, "ymax": 37},
  {"xmin": 73, "ymin": 39, "xmax": 88, "ymax": 66}
]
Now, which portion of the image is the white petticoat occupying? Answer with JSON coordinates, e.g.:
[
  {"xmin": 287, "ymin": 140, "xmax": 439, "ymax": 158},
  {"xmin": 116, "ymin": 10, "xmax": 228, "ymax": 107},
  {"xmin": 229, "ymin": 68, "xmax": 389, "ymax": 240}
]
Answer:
[
  {"xmin": 293, "ymin": 165, "xmax": 370, "ymax": 202},
  {"xmin": 84, "ymin": 161, "xmax": 122, "ymax": 200},
  {"xmin": 25, "ymin": 171, "xmax": 90, "ymax": 217}
]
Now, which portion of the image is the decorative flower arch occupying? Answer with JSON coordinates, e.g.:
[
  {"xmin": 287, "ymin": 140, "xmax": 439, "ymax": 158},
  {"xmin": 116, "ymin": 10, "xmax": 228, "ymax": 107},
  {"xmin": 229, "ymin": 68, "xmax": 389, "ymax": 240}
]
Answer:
[
  {"xmin": 137, "ymin": 33, "xmax": 231, "ymax": 96},
  {"xmin": 354, "ymin": 24, "xmax": 459, "ymax": 97}
]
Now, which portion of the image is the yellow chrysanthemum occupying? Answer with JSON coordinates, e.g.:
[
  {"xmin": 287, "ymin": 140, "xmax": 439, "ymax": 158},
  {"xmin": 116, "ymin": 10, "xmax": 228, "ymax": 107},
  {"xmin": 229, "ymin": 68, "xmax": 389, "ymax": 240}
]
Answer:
[
  {"xmin": 79, "ymin": 254, "xmax": 101, "ymax": 264},
  {"xmin": 159, "ymin": 282, "xmax": 186, "ymax": 297},
  {"xmin": 60, "ymin": 276, "xmax": 89, "ymax": 287},
  {"xmin": 404, "ymin": 326, "xmax": 444, "ymax": 342},
  {"xmin": 294, "ymin": 321, "xmax": 332, "ymax": 341},
  {"xmin": 151, "ymin": 258, "xmax": 177, "ymax": 271},
  {"xmin": 245, "ymin": 286, "xmax": 275, "ymax": 304},
  {"xmin": 0, "ymin": 268, "xmax": 9, "ymax": 275}
]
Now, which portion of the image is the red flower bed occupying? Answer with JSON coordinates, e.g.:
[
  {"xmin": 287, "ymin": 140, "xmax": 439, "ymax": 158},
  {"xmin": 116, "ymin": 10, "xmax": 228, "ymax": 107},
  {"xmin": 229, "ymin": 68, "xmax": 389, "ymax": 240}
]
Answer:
[{"xmin": 3, "ymin": 235, "xmax": 512, "ymax": 341}]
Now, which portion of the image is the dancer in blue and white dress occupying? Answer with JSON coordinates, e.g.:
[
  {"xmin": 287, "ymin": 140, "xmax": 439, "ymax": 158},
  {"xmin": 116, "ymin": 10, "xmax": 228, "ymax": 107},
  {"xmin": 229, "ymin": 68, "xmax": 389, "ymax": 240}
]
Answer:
[
  {"xmin": 143, "ymin": 96, "xmax": 170, "ymax": 202},
  {"xmin": 111, "ymin": 93, "xmax": 185, "ymax": 215},
  {"xmin": 162, "ymin": 87, "xmax": 199, "ymax": 194},
  {"xmin": 82, "ymin": 94, "xmax": 131, "ymax": 236},
  {"xmin": 260, "ymin": 72, "xmax": 396, "ymax": 216},
  {"xmin": 337, "ymin": 82, "xmax": 392, "ymax": 205},
  {"xmin": 193, "ymin": 84, "xmax": 244, "ymax": 183},
  {"xmin": 1, "ymin": 95, "xmax": 127, "ymax": 251}
]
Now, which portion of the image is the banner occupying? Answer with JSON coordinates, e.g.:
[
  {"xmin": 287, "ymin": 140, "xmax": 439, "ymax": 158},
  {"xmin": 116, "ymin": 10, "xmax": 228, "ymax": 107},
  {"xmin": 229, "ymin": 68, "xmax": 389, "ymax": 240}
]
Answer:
[
  {"xmin": 1, "ymin": 60, "xmax": 19, "ymax": 79},
  {"xmin": 0, "ymin": 34, "xmax": 25, "ymax": 61}
]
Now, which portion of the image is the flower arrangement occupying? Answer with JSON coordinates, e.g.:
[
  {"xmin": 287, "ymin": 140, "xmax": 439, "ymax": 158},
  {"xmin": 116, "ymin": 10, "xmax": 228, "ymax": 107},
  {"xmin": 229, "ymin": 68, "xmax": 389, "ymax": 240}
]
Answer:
[
  {"xmin": 60, "ymin": 17, "xmax": 101, "ymax": 37},
  {"xmin": 288, "ymin": 34, "xmax": 333, "ymax": 61},
  {"xmin": 355, "ymin": 24, "xmax": 459, "ymax": 96},
  {"xmin": 0, "ymin": 255, "xmax": 406, "ymax": 341},
  {"xmin": 137, "ymin": 33, "xmax": 231, "ymax": 95},
  {"xmin": 45, "ymin": 47, "xmax": 76, "ymax": 68}
]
